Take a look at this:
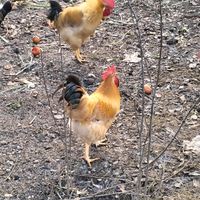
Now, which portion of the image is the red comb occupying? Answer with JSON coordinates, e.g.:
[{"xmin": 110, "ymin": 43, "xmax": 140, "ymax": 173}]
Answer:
[
  {"xmin": 198, "ymin": 51, "xmax": 200, "ymax": 59},
  {"xmin": 102, "ymin": 0, "xmax": 114, "ymax": 9},
  {"xmin": 102, "ymin": 65, "xmax": 117, "ymax": 80}
]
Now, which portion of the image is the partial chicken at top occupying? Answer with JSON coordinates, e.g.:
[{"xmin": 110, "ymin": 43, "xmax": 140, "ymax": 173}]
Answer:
[
  {"xmin": 47, "ymin": 0, "xmax": 114, "ymax": 63},
  {"xmin": 53, "ymin": 65, "xmax": 120, "ymax": 167},
  {"xmin": 0, "ymin": 1, "xmax": 12, "ymax": 25}
]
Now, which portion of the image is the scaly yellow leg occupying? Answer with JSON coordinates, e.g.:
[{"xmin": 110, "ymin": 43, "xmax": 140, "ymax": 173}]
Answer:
[
  {"xmin": 75, "ymin": 49, "xmax": 88, "ymax": 63},
  {"xmin": 81, "ymin": 143, "xmax": 99, "ymax": 168}
]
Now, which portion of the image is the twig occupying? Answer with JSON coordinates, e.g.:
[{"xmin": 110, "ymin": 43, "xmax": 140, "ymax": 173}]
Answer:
[
  {"xmin": 144, "ymin": 0, "xmax": 163, "ymax": 196},
  {"xmin": 0, "ymin": 35, "xmax": 9, "ymax": 43},
  {"xmin": 157, "ymin": 129, "xmax": 166, "ymax": 198},
  {"xmin": 58, "ymin": 165, "xmax": 62, "ymax": 192},
  {"xmin": 108, "ymin": 19, "xmax": 134, "ymax": 25},
  {"xmin": 57, "ymin": 13, "xmax": 70, "ymax": 196},
  {"xmin": 73, "ymin": 173, "xmax": 136, "ymax": 185},
  {"xmin": 108, "ymin": 30, "xmax": 130, "ymax": 45},
  {"xmin": 18, "ymin": 55, "xmax": 25, "ymax": 66},
  {"xmin": 83, "ymin": 190, "xmax": 150, "ymax": 199},
  {"xmin": 128, "ymin": 0, "xmax": 145, "ymax": 198},
  {"xmin": 5, "ymin": 161, "xmax": 17, "ymax": 180},
  {"xmin": 16, "ymin": 61, "xmax": 37, "ymax": 75},
  {"xmin": 0, "ymin": 86, "xmax": 25, "ymax": 95},
  {"xmin": 40, "ymin": 51, "xmax": 63, "ymax": 139},
  {"xmin": 164, "ymin": 155, "xmax": 191, "ymax": 182},
  {"xmin": 29, "ymin": 116, "xmax": 37, "ymax": 124},
  {"xmin": 184, "ymin": 13, "xmax": 200, "ymax": 18},
  {"xmin": 55, "ymin": 189, "xmax": 63, "ymax": 199}
]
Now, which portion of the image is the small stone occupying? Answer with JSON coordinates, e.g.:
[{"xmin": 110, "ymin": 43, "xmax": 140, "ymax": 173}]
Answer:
[
  {"xmin": 13, "ymin": 175, "xmax": 20, "ymax": 180},
  {"xmin": 189, "ymin": 63, "xmax": 196, "ymax": 69},
  {"xmin": 0, "ymin": 140, "xmax": 7, "ymax": 145},
  {"xmin": 113, "ymin": 161, "xmax": 118, "ymax": 165},
  {"xmin": 5, "ymin": 194, "xmax": 13, "ymax": 197}
]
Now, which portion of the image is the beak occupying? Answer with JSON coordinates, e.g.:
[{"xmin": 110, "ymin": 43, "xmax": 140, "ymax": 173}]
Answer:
[{"xmin": 103, "ymin": 16, "xmax": 107, "ymax": 21}]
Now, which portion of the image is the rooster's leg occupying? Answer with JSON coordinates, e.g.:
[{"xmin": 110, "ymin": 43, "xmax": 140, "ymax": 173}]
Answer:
[
  {"xmin": 95, "ymin": 138, "xmax": 107, "ymax": 147},
  {"xmin": 81, "ymin": 143, "xmax": 99, "ymax": 168},
  {"xmin": 75, "ymin": 49, "xmax": 88, "ymax": 63}
]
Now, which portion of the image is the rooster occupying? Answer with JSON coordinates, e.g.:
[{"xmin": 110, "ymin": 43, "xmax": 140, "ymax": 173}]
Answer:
[
  {"xmin": 0, "ymin": 1, "xmax": 12, "ymax": 25},
  {"xmin": 53, "ymin": 65, "xmax": 120, "ymax": 167},
  {"xmin": 47, "ymin": 0, "xmax": 114, "ymax": 63}
]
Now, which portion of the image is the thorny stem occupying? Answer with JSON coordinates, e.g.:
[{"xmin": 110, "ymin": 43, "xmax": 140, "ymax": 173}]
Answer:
[
  {"xmin": 56, "ymin": 11, "xmax": 70, "ymax": 197},
  {"xmin": 144, "ymin": 0, "xmax": 163, "ymax": 196},
  {"xmin": 59, "ymin": 37, "xmax": 70, "ymax": 197},
  {"xmin": 128, "ymin": 0, "xmax": 145, "ymax": 198},
  {"xmin": 40, "ymin": 51, "xmax": 62, "ymax": 136}
]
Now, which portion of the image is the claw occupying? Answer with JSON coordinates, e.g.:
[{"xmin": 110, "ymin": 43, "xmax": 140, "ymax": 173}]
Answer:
[
  {"xmin": 75, "ymin": 49, "xmax": 88, "ymax": 63},
  {"xmin": 81, "ymin": 155, "xmax": 100, "ymax": 168},
  {"xmin": 95, "ymin": 138, "xmax": 107, "ymax": 147},
  {"xmin": 81, "ymin": 143, "xmax": 99, "ymax": 167}
]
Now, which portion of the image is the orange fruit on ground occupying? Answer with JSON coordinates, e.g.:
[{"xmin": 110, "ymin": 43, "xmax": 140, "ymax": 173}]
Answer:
[
  {"xmin": 32, "ymin": 36, "xmax": 40, "ymax": 44},
  {"xmin": 32, "ymin": 47, "xmax": 41, "ymax": 56},
  {"xmin": 144, "ymin": 84, "xmax": 152, "ymax": 94}
]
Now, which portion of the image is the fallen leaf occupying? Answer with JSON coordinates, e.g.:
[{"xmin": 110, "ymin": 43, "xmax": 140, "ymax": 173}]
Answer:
[
  {"xmin": 20, "ymin": 78, "xmax": 35, "ymax": 88},
  {"xmin": 7, "ymin": 81, "xmax": 15, "ymax": 86},
  {"xmin": 193, "ymin": 179, "xmax": 200, "ymax": 187},
  {"xmin": 119, "ymin": 184, "xmax": 125, "ymax": 192},
  {"xmin": 155, "ymin": 93, "xmax": 162, "ymax": 98},
  {"xmin": 91, "ymin": 179, "xmax": 102, "ymax": 189},
  {"xmin": 189, "ymin": 171, "xmax": 200, "ymax": 176},
  {"xmin": 191, "ymin": 114, "xmax": 198, "ymax": 120},
  {"xmin": 4, "ymin": 64, "xmax": 13, "ymax": 70},
  {"xmin": 6, "ymin": 72, "xmax": 16, "ymax": 76},
  {"xmin": 4, "ymin": 194, "xmax": 13, "ymax": 197},
  {"xmin": 189, "ymin": 63, "xmax": 196, "ymax": 69},
  {"xmin": 12, "ymin": 5, "xmax": 18, "ymax": 10},
  {"xmin": 54, "ymin": 115, "xmax": 64, "ymax": 120},
  {"xmin": 183, "ymin": 135, "xmax": 200, "ymax": 154},
  {"xmin": 123, "ymin": 53, "xmax": 141, "ymax": 63}
]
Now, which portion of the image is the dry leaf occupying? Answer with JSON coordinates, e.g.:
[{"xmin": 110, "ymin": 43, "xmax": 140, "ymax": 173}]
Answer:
[
  {"xmin": 193, "ymin": 179, "xmax": 200, "ymax": 187},
  {"xmin": 20, "ymin": 78, "xmax": 35, "ymax": 88},
  {"xmin": 4, "ymin": 64, "xmax": 13, "ymax": 70},
  {"xmin": 4, "ymin": 194, "xmax": 13, "ymax": 197},
  {"xmin": 7, "ymin": 81, "xmax": 15, "ymax": 86},
  {"xmin": 183, "ymin": 135, "xmax": 200, "ymax": 153},
  {"xmin": 123, "ymin": 53, "xmax": 141, "ymax": 63},
  {"xmin": 54, "ymin": 115, "xmax": 64, "ymax": 120}
]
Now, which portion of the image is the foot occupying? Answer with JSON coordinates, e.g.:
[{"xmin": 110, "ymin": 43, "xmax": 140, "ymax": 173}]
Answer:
[
  {"xmin": 81, "ymin": 155, "xmax": 99, "ymax": 168},
  {"xmin": 75, "ymin": 50, "xmax": 88, "ymax": 63},
  {"xmin": 95, "ymin": 138, "xmax": 107, "ymax": 147}
]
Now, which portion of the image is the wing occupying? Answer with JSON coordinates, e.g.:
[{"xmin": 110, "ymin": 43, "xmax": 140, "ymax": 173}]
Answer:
[{"xmin": 59, "ymin": 7, "xmax": 84, "ymax": 28}]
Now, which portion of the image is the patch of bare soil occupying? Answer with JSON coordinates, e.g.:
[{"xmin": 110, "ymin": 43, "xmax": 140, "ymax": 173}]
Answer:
[{"xmin": 0, "ymin": 0, "xmax": 200, "ymax": 199}]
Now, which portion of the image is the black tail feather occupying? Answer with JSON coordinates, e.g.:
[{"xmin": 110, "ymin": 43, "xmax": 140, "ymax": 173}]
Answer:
[
  {"xmin": 0, "ymin": 1, "xmax": 12, "ymax": 23},
  {"xmin": 47, "ymin": 1, "xmax": 62, "ymax": 21},
  {"xmin": 66, "ymin": 75, "xmax": 82, "ymax": 87},
  {"xmin": 53, "ymin": 75, "xmax": 84, "ymax": 110}
]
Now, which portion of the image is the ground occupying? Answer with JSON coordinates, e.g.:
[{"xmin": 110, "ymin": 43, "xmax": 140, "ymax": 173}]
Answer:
[{"xmin": 0, "ymin": 0, "xmax": 200, "ymax": 199}]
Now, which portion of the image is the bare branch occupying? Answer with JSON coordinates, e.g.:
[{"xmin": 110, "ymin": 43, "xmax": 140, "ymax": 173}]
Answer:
[
  {"xmin": 144, "ymin": 0, "xmax": 163, "ymax": 195},
  {"xmin": 128, "ymin": 0, "xmax": 145, "ymax": 197}
]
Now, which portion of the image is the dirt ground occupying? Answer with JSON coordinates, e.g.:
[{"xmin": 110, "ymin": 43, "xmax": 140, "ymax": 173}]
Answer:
[{"xmin": 0, "ymin": 0, "xmax": 200, "ymax": 199}]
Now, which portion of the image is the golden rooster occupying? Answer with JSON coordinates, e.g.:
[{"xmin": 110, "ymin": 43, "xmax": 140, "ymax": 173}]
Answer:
[
  {"xmin": 53, "ymin": 65, "xmax": 120, "ymax": 167},
  {"xmin": 47, "ymin": 0, "xmax": 114, "ymax": 63}
]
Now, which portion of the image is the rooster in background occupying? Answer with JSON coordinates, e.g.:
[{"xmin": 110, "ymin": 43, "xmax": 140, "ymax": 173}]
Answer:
[
  {"xmin": 53, "ymin": 65, "xmax": 120, "ymax": 167},
  {"xmin": 0, "ymin": 1, "xmax": 12, "ymax": 25},
  {"xmin": 47, "ymin": 0, "xmax": 114, "ymax": 63}
]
